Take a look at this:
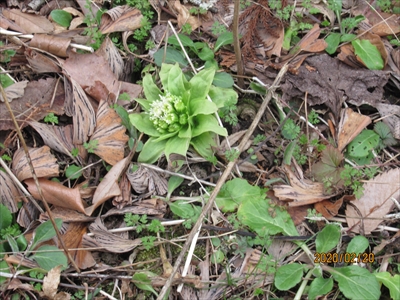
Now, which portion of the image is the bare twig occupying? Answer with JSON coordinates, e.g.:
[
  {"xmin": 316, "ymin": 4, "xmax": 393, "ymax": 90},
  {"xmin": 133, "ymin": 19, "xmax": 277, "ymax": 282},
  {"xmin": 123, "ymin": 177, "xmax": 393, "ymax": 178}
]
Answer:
[{"xmin": 233, "ymin": 0, "xmax": 244, "ymax": 88}]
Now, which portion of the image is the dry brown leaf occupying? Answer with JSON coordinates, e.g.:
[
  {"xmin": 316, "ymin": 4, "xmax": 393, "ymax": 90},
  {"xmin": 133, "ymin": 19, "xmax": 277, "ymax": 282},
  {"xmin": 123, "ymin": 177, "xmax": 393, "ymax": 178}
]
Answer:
[
  {"xmin": 0, "ymin": 170, "xmax": 21, "ymax": 213},
  {"xmin": 25, "ymin": 178, "xmax": 86, "ymax": 214},
  {"xmin": 88, "ymin": 218, "xmax": 141, "ymax": 253},
  {"xmin": 25, "ymin": 48, "xmax": 61, "ymax": 73},
  {"xmin": 0, "ymin": 80, "xmax": 28, "ymax": 103},
  {"xmin": 365, "ymin": 12, "xmax": 400, "ymax": 36},
  {"xmin": 103, "ymin": 204, "xmax": 166, "ymax": 218},
  {"xmin": 126, "ymin": 164, "xmax": 168, "ymax": 196},
  {"xmin": 315, "ymin": 196, "xmax": 346, "ymax": 220},
  {"xmin": 43, "ymin": 265, "xmax": 62, "ymax": 299},
  {"xmin": 174, "ymin": 1, "xmax": 202, "ymax": 30},
  {"xmin": 12, "ymin": 146, "xmax": 59, "ymax": 181},
  {"xmin": 273, "ymin": 164, "xmax": 333, "ymax": 206},
  {"xmin": 41, "ymin": 207, "xmax": 95, "ymax": 223},
  {"xmin": 337, "ymin": 108, "xmax": 371, "ymax": 152},
  {"xmin": 345, "ymin": 168, "xmax": 400, "ymax": 234},
  {"xmin": 2, "ymin": 9, "xmax": 54, "ymax": 34},
  {"xmin": 0, "ymin": 78, "xmax": 65, "ymax": 131},
  {"xmin": 85, "ymin": 156, "xmax": 129, "ymax": 216},
  {"xmin": 112, "ymin": 174, "xmax": 132, "ymax": 209},
  {"xmin": 30, "ymin": 34, "xmax": 71, "ymax": 58},
  {"xmin": 337, "ymin": 43, "xmax": 365, "ymax": 68},
  {"xmin": 90, "ymin": 99, "xmax": 129, "ymax": 165},
  {"xmin": 100, "ymin": 5, "xmax": 143, "ymax": 34},
  {"xmin": 96, "ymin": 37, "xmax": 124, "ymax": 80}
]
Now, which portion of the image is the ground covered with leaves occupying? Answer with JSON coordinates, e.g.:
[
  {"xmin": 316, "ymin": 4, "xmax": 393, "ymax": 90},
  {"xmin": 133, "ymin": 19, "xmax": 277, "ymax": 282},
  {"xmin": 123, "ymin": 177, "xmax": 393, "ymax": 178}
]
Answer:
[{"xmin": 1, "ymin": 0, "xmax": 400, "ymax": 299}]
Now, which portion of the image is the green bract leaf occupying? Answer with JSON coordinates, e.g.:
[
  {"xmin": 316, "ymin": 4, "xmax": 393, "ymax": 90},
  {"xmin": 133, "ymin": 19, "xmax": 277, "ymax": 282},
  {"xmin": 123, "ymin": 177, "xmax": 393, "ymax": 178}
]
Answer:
[
  {"xmin": 214, "ymin": 32, "xmax": 234, "ymax": 52},
  {"xmin": 129, "ymin": 114, "xmax": 160, "ymax": 137},
  {"xmin": 190, "ymin": 132, "xmax": 217, "ymax": 159},
  {"xmin": 167, "ymin": 64, "xmax": 188, "ymax": 98},
  {"xmin": 347, "ymin": 129, "xmax": 380, "ymax": 157},
  {"xmin": 315, "ymin": 224, "xmax": 341, "ymax": 253},
  {"xmin": 132, "ymin": 272, "xmax": 158, "ymax": 296},
  {"xmin": 153, "ymin": 47, "xmax": 188, "ymax": 67},
  {"xmin": 190, "ymin": 99, "xmax": 218, "ymax": 116},
  {"xmin": 346, "ymin": 235, "xmax": 369, "ymax": 254},
  {"xmin": 308, "ymin": 277, "xmax": 333, "ymax": 300},
  {"xmin": 189, "ymin": 68, "xmax": 215, "ymax": 101},
  {"xmin": 164, "ymin": 135, "xmax": 190, "ymax": 161},
  {"xmin": 351, "ymin": 39, "xmax": 384, "ymax": 70},
  {"xmin": 237, "ymin": 196, "xmax": 298, "ymax": 237},
  {"xmin": 212, "ymin": 72, "xmax": 234, "ymax": 88},
  {"xmin": 50, "ymin": 10, "xmax": 72, "ymax": 27},
  {"xmin": 143, "ymin": 74, "xmax": 162, "ymax": 103},
  {"xmin": 31, "ymin": 219, "xmax": 62, "ymax": 251},
  {"xmin": 274, "ymin": 263, "xmax": 304, "ymax": 291},
  {"xmin": 137, "ymin": 137, "xmax": 167, "ymax": 163},
  {"xmin": 374, "ymin": 272, "xmax": 400, "ymax": 300},
  {"xmin": 329, "ymin": 266, "xmax": 380, "ymax": 300},
  {"xmin": 216, "ymin": 178, "xmax": 265, "ymax": 212},
  {"xmin": 31, "ymin": 245, "xmax": 68, "ymax": 271},
  {"xmin": 0, "ymin": 204, "xmax": 12, "ymax": 230},
  {"xmin": 325, "ymin": 33, "xmax": 341, "ymax": 54},
  {"xmin": 191, "ymin": 114, "xmax": 227, "ymax": 137}
]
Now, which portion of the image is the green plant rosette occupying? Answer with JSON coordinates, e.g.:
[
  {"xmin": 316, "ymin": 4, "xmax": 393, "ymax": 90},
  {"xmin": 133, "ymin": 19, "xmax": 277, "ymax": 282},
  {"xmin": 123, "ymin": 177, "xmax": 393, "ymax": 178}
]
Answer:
[{"xmin": 130, "ymin": 63, "xmax": 233, "ymax": 163}]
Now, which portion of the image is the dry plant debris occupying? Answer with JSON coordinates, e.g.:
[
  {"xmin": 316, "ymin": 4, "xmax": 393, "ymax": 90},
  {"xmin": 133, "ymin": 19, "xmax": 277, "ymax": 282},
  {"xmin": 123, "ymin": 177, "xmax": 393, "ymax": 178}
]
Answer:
[{"xmin": 0, "ymin": 0, "xmax": 400, "ymax": 299}]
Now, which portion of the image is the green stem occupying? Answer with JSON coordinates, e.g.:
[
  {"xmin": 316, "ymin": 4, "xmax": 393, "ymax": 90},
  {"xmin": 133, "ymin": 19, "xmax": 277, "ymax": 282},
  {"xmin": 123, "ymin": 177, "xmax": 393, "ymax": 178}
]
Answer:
[{"xmin": 294, "ymin": 267, "xmax": 314, "ymax": 300}]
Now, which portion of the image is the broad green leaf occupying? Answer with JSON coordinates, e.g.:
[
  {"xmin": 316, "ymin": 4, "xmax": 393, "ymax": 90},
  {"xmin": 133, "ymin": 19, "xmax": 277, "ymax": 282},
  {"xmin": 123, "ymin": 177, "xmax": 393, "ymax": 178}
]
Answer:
[
  {"xmin": 325, "ymin": 33, "xmax": 341, "ymax": 54},
  {"xmin": 65, "ymin": 165, "xmax": 83, "ymax": 180},
  {"xmin": 168, "ymin": 64, "xmax": 188, "ymax": 98},
  {"xmin": 274, "ymin": 263, "xmax": 304, "ymax": 290},
  {"xmin": 168, "ymin": 34, "xmax": 195, "ymax": 50},
  {"xmin": 214, "ymin": 32, "xmax": 233, "ymax": 52},
  {"xmin": 191, "ymin": 114, "xmax": 227, "ymax": 137},
  {"xmin": 249, "ymin": 82, "xmax": 267, "ymax": 95},
  {"xmin": 142, "ymin": 73, "xmax": 162, "ymax": 104},
  {"xmin": 197, "ymin": 45, "xmax": 214, "ymax": 61},
  {"xmin": 137, "ymin": 137, "xmax": 167, "ymax": 163},
  {"xmin": 311, "ymin": 145, "xmax": 344, "ymax": 188},
  {"xmin": 16, "ymin": 235, "xmax": 27, "ymax": 251},
  {"xmin": 374, "ymin": 122, "xmax": 397, "ymax": 146},
  {"xmin": 0, "ymin": 74, "xmax": 15, "ymax": 88},
  {"xmin": 189, "ymin": 68, "xmax": 215, "ymax": 102},
  {"xmin": 167, "ymin": 176, "xmax": 184, "ymax": 199},
  {"xmin": 129, "ymin": 113, "xmax": 160, "ymax": 137},
  {"xmin": 211, "ymin": 250, "xmax": 225, "ymax": 264},
  {"xmin": 237, "ymin": 196, "xmax": 298, "ymax": 237},
  {"xmin": 283, "ymin": 140, "xmax": 296, "ymax": 165},
  {"xmin": 216, "ymin": 178, "xmax": 265, "ymax": 212},
  {"xmin": 153, "ymin": 47, "xmax": 188, "ymax": 67},
  {"xmin": 330, "ymin": 0, "xmax": 342, "ymax": 14},
  {"xmin": 340, "ymin": 34, "xmax": 356, "ymax": 42},
  {"xmin": 346, "ymin": 235, "xmax": 369, "ymax": 254},
  {"xmin": 31, "ymin": 219, "xmax": 62, "ymax": 251},
  {"xmin": 31, "ymin": 245, "xmax": 68, "ymax": 271},
  {"xmin": 212, "ymin": 72, "xmax": 234, "ymax": 88},
  {"xmin": 50, "ymin": 10, "xmax": 72, "ymax": 27},
  {"xmin": 208, "ymin": 86, "xmax": 238, "ymax": 108},
  {"xmin": 189, "ymin": 99, "xmax": 218, "ymax": 116},
  {"xmin": 164, "ymin": 135, "xmax": 190, "ymax": 161},
  {"xmin": 308, "ymin": 277, "xmax": 333, "ymax": 300},
  {"xmin": 169, "ymin": 200, "xmax": 196, "ymax": 219},
  {"xmin": 316, "ymin": 224, "xmax": 341, "ymax": 253},
  {"xmin": 352, "ymin": 39, "xmax": 384, "ymax": 70},
  {"xmin": 282, "ymin": 28, "xmax": 293, "ymax": 51},
  {"xmin": 204, "ymin": 59, "xmax": 219, "ymax": 70},
  {"xmin": 132, "ymin": 272, "xmax": 158, "ymax": 296},
  {"xmin": 0, "ymin": 204, "xmax": 12, "ymax": 230},
  {"xmin": 374, "ymin": 272, "xmax": 400, "ymax": 300},
  {"xmin": 159, "ymin": 63, "xmax": 174, "ymax": 88},
  {"xmin": 5, "ymin": 235, "xmax": 18, "ymax": 253},
  {"xmin": 347, "ymin": 129, "xmax": 380, "ymax": 157},
  {"xmin": 329, "ymin": 265, "xmax": 380, "ymax": 300},
  {"xmin": 0, "ymin": 260, "xmax": 10, "ymax": 284},
  {"xmin": 178, "ymin": 122, "xmax": 192, "ymax": 139},
  {"xmin": 190, "ymin": 132, "xmax": 217, "ymax": 159}
]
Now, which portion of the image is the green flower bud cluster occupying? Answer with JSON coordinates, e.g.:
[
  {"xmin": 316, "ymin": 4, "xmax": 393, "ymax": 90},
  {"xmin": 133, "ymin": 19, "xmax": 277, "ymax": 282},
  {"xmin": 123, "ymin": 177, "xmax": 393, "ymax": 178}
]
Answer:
[{"xmin": 148, "ymin": 91, "xmax": 188, "ymax": 133}]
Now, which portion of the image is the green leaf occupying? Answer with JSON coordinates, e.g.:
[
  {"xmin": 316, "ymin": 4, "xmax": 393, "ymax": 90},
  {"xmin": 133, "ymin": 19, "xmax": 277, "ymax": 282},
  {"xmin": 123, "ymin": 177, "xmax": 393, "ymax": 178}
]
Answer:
[
  {"xmin": 167, "ymin": 64, "xmax": 188, "ymax": 98},
  {"xmin": 164, "ymin": 135, "xmax": 190, "ymax": 161},
  {"xmin": 169, "ymin": 200, "xmax": 196, "ymax": 219},
  {"xmin": 190, "ymin": 132, "xmax": 217, "ymax": 159},
  {"xmin": 197, "ymin": 45, "xmax": 214, "ymax": 61},
  {"xmin": 6, "ymin": 235, "xmax": 19, "ymax": 253},
  {"xmin": 50, "ymin": 10, "xmax": 72, "ymax": 27},
  {"xmin": 283, "ymin": 140, "xmax": 296, "ymax": 165},
  {"xmin": 31, "ymin": 245, "xmax": 68, "ymax": 271},
  {"xmin": 167, "ymin": 176, "xmax": 184, "ymax": 199},
  {"xmin": 311, "ymin": 145, "xmax": 344, "ymax": 188},
  {"xmin": 274, "ymin": 263, "xmax": 304, "ymax": 291},
  {"xmin": 0, "ymin": 74, "xmax": 15, "ymax": 88},
  {"xmin": 65, "ymin": 165, "xmax": 83, "ymax": 180},
  {"xmin": 167, "ymin": 34, "xmax": 195, "ymax": 50},
  {"xmin": 129, "ymin": 113, "xmax": 160, "ymax": 137},
  {"xmin": 329, "ymin": 265, "xmax": 380, "ymax": 300},
  {"xmin": 0, "ymin": 260, "xmax": 10, "ymax": 284},
  {"xmin": 208, "ymin": 86, "xmax": 238, "ymax": 108},
  {"xmin": 159, "ymin": 63, "xmax": 174, "ymax": 88},
  {"xmin": 214, "ymin": 32, "xmax": 233, "ymax": 52},
  {"xmin": 346, "ymin": 235, "xmax": 369, "ymax": 254},
  {"xmin": 31, "ymin": 219, "xmax": 62, "ymax": 251},
  {"xmin": 189, "ymin": 99, "xmax": 218, "ymax": 116},
  {"xmin": 249, "ymin": 82, "xmax": 267, "ymax": 95},
  {"xmin": 132, "ymin": 272, "xmax": 158, "ymax": 296},
  {"xmin": 216, "ymin": 178, "xmax": 265, "ymax": 212},
  {"xmin": 153, "ymin": 47, "xmax": 188, "ymax": 67},
  {"xmin": 191, "ymin": 114, "xmax": 227, "ymax": 137},
  {"xmin": 325, "ymin": 33, "xmax": 341, "ymax": 54},
  {"xmin": 212, "ymin": 72, "xmax": 234, "ymax": 88},
  {"xmin": 351, "ymin": 39, "xmax": 384, "ymax": 70},
  {"xmin": 0, "ymin": 204, "xmax": 12, "ymax": 230},
  {"xmin": 347, "ymin": 130, "xmax": 380, "ymax": 157},
  {"xmin": 237, "ymin": 196, "xmax": 298, "ymax": 237},
  {"xmin": 211, "ymin": 249, "xmax": 225, "ymax": 264},
  {"xmin": 189, "ymin": 68, "xmax": 215, "ymax": 101},
  {"xmin": 308, "ymin": 277, "xmax": 333, "ymax": 300},
  {"xmin": 374, "ymin": 122, "xmax": 397, "ymax": 146},
  {"xmin": 374, "ymin": 272, "xmax": 400, "ymax": 300},
  {"xmin": 142, "ymin": 73, "xmax": 162, "ymax": 103},
  {"xmin": 316, "ymin": 224, "xmax": 341, "ymax": 253},
  {"xmin": 340, "ymin": 33, "xmax": 356, "ymax": 42},
  {"xmin": 137, "ymin": 137, "xmax": 167, "ymax": 163}
]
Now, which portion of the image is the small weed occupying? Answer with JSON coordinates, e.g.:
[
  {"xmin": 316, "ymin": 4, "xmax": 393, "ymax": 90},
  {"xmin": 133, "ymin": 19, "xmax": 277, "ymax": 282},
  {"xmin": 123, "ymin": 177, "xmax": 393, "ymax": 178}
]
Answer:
[
  {"xmin": 211, "ymin": 21, "xmax": 227, "ymax": 35},
  {"xmin": 83, "ymin": 140, "xmax": 98, "ymax": 153},
  {"xmin": 43, "ymin": 113, "xmax": 59, "ymax": 125},
  {"xmin": 225, "ymin": 148, "xmax": 240, "ymax": 161}
]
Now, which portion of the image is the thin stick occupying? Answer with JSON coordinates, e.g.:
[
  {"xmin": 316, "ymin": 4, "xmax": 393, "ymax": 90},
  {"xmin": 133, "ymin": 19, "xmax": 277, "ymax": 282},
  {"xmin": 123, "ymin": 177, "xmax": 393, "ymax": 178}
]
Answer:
[
  {"xmin": 156, "ymin": 64, "xmax": 288, "ymax": 300},
  {"xmin": 233, "ymin": 0, "xmax": 244, "ymax": 88}
]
